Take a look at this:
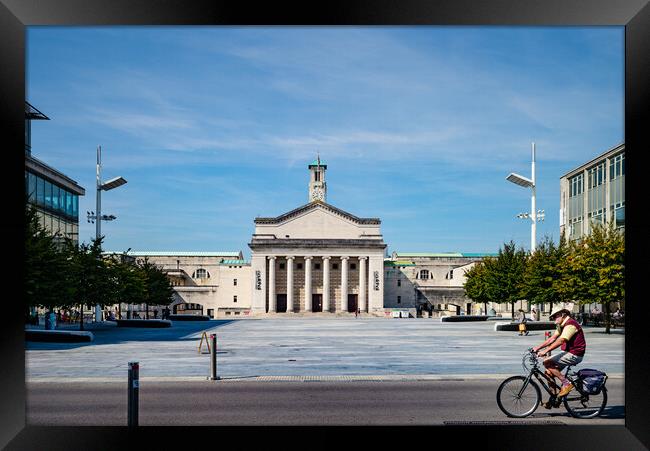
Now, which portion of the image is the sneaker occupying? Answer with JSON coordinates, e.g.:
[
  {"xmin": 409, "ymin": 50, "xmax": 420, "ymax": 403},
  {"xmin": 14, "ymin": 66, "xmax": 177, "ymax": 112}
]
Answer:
[{"xmin": 558, "ymin": 383, "xmax": 574, "ymax": 397}]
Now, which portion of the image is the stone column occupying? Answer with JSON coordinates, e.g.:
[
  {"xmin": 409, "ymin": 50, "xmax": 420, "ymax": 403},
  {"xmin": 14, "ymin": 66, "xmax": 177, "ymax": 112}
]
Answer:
[
  {"xmin": 359, "ymin": 256, "xmax": 367, "ymax": 312},
  {"xmin": 268, "ymin": 256, "xmax": 276, "ymax": 313},
  {"xmin": 322, "ymin": 256, "xmax": 331, "ymax": 312},
  {"xmin": 340, "ymin": 256, "xmax": 349, "ymax": 312},
  {"xmin": 287, "ymin": 256, "xmax": 295, "ymax": 313},
  {"xmin": 304, "ymin": 256, "xmax": 313, "ymax": 312}
]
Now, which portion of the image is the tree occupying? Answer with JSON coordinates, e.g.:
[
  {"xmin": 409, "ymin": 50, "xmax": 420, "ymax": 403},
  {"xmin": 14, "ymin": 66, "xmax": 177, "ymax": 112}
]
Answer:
[
  {"xmin": 484, "ymin": 241, "xmax": 528, "ymax": 318},
  {"xmin": 25, "ymin": 206, "xmax": 76, "ymax": 325},
  {"xmin": 463, "ymin": 260, "xmax": 491, "ymax": 315},
  {"xmin": 66, "ymin": 237, "xmax": 116, "ymax": 330},
  {"xmin": 520, "ymin": 234, "xmax": 570, "ymax": 313},
  {"xmin": 106, "ymin": 253, "xmax": 146, "ymax": 319},
  {"xmin": 138, "ymin": 258, "xmax": 174, "ymax": 319},
  {"xmin": 560, "ymin": 220, "xmax": 624, "ymax": 334}
]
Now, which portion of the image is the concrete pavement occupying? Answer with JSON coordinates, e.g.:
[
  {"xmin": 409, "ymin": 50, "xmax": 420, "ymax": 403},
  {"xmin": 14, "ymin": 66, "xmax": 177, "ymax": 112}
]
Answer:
[{"xmin": 26, "ymin": 318, "xmax": 625, "ymax": 380}]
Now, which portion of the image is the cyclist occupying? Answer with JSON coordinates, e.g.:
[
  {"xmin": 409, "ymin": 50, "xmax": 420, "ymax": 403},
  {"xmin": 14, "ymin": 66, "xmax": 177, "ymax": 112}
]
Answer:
[{"xmin": 532, "ymin": 304, "xmax": 586, "ymax": 406}]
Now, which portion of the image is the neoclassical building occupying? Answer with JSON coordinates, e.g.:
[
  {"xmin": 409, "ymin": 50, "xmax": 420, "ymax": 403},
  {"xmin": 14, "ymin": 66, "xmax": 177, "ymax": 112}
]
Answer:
[
  {"xmin": 250, "ymin": 159, "xmax": 386, "ymax": 315},
  {"xmin": 123, "ymin": 159, "xmax": 496, "ymax": 318}
]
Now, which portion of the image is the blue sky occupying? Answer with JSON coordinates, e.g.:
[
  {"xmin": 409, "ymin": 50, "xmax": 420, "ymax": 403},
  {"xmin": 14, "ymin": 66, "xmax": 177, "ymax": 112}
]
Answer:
[{"xmin": 26, "ymin": 27, "xmax": 624, "ymax": 259}]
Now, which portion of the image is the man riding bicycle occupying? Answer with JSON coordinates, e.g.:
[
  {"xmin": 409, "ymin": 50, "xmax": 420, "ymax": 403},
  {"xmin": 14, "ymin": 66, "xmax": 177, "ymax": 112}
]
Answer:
[{"xmin": 532, "ymin": 304, "xmax": 586, "ymax": 406}]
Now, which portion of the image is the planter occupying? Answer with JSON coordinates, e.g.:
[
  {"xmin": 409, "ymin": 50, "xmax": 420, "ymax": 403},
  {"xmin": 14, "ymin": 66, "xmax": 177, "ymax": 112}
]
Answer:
[
  {"xmin": 494, "ymin": 321, "xmax": 556, "ymax": 331},
  {"xmin": 26, "ymin": 329, "xmax": 94, "ymax": 342},
  {"xmin": 440, "ymin": 315, "xmax": 489, "ymax": 322}
]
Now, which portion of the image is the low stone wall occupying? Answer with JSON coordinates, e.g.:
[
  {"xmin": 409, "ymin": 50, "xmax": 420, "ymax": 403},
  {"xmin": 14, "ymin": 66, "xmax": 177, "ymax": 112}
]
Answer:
[
  {"xmin": 440, "ymin": 315, "xmax": 489, "ymax": 322},
  {"xmin": 25, "ymin": 329, "xmax": 94, "ymax": 342},
  {"xmin": 494, "ymin": 321, "xmax": 556, "ymax": 331},
  {"xmin": 115, "ymin": 319, "xmax": 172, "ymax": 328},
  {"xmin": 169, "ymin": 314, "xmax": 211, "ymax": 321}
]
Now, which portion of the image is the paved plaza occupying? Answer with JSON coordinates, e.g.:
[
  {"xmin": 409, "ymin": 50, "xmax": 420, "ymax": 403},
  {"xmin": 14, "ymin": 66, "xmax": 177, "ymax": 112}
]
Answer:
[{"xmin": 25, "ymin": 318, "xmax": 625, "ymax": 380}]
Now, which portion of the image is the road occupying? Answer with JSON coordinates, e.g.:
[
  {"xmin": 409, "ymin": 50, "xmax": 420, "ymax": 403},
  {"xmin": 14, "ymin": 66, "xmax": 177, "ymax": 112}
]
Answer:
[{"xmin": 26, "ymin": 378, "xmax": 624, "ymax": 426}]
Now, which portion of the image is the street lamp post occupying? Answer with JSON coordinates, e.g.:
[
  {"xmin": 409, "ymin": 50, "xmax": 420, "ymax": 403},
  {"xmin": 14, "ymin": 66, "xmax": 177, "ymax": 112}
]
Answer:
[
  {"xmin": 87, "ymin": 145, "xmax": 127, "ymax": 322},
  {"xmin": 506, "ymin": 142, "xmax": 545, "ymax": 253}
]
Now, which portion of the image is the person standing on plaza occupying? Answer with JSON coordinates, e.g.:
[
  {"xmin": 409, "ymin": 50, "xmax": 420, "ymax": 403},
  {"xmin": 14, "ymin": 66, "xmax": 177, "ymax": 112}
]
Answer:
[
  {"xmin": 532, "ymin": 305, "xmax": 586, "ymax": 405},
  {"xmin": 530, "ymin": 307, "xmax": 538, "ymax": 322},
  {"xmin": 517, "ymin": 309, "xmax": 529, "ymax": 335}
]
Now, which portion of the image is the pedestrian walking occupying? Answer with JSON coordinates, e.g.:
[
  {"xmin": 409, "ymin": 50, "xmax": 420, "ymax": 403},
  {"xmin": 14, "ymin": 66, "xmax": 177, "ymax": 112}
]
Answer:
[{"xmin": 517, "ymin": 309, "xmax": 529, "ymax": 336}]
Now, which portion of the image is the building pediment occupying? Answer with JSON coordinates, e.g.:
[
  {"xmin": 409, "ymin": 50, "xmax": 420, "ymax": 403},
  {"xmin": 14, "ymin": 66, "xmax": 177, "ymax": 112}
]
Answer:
[
  {"xmin": 252, "ymin": 201, "xmax": 382, "ymax": 242},
  {"xmin": 254, "ymin": 201, "xmax": 380, "ymax": 226}
]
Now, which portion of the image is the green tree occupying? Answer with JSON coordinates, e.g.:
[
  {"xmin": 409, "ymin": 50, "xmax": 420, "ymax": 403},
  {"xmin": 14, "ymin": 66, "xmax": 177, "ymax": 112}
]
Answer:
[
  {"xmin": 138, "ymin": 258, "xmax": 174, "ymax": 319},
  {"xmin": 25, "ymin": 206, "xmax": 76, "ymax": 326},
  {"xmin": 463, "ymin": 259, "xmax": 492, "ymax": 315},
  {"xmin": 106, "ymin": 253, "xmax": 146, "ymax": 318},
  {"xmin": 560, "ymin": 220, "xmax": 624, "ymax": 334},
  {"xmin": 66, "ymin": 237, "xmax": 115, "ymax": 330},
  {"xmin": 520, "ymin": 233, "xmax": 570, "ymax": 313},
  {"xmin": 484, "ymin": 241, "xmax": 528, "ymax": 318}
]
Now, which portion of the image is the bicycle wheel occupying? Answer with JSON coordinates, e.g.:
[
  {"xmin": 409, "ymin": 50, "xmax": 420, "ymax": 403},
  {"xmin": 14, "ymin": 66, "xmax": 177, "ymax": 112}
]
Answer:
[
  {"xmin": 563, "ymin": 385, "xmax": 607, "ymax": 418},
  {"xmin": 497, "ymin": 376, "xmax": 541, "ymax": 418}
]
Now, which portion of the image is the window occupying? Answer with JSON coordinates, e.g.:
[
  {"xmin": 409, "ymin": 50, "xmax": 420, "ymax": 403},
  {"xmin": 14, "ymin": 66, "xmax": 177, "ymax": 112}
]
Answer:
[
  {"xmin": 44, "ymin": 180, "xmax": 53, "ymax": 208},
  {"xmin": 569, "ymin": 174, "xmax": 583, "ymax": 197},
  {"xmin": 611, "ymin": 202, "xmax": 625, "ymax": 228},
  {"xmin": 397, "ymin": 296, "xmax": 401, "ymax": 304},
  {"xmin": 233, "ymin": 295, "xmax": 238, "ymax": 303},
  {"xmin": 233, "ymin": 279, "xmax": 237, "ymax": 286},
  {"xmin": 397, "ymin": 279, "xmax": 401, "ymax": 287},
  {"xmin": 418, "ymin": 270, "xmax": 430, "ymax": 280},
  {"xmin": 27, "ymin": 172, "xmax": 36, "ymax": 202},
  {"xmin": 192, "ymin": 268, "xmax": 210, "ymax": 279},
  {"xmin": 609, "ymin": 153, "xmax": 625, "ymax": 180},
  {"xmin": 36, "ymin": 176, "xmax": 45, "ymax": 206},
  {"xmin": 350, "ymin": 263, "xmax": 357, "ymax": 270},
  {"xmin": 445, "ymin": 270, "xmax": 454, "ymax": 280},
  {"xmin": 279, "ymin": 263, "xmax": 286, "ymax": 270},
  {"xmin": 332, "ymin": 263, "xmax": 339, "ymax": 270},
  {"xmin": 315, "ymin": 171, "xmax": 320, "ymax": 182},
  {"xmin": 52, "ymin": 185, "xmax": 60, "ymax": 211},
  {"xmin": 297, "ymin": 263, "xmax": 303, "ymax": 270},
  {"xmin": 588, "ymin": 163, "xmax": 606, "ymax": 189},
  {"xmin": 314, "ymin": 263, "xmax": 321, "ymax": 270}
]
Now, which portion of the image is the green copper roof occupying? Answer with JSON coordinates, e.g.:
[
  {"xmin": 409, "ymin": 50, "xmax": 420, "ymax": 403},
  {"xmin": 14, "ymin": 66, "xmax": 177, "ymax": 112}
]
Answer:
[
  {"xmin": 384, "ymin": 260, "xmax": 417, "ymax": 266},
  {"xmin": 394, "ymin": 252, "xmax": 497, "ymax": 258},
  {"xmin": 220, "ymin": 259, "xmax": 250, "ymax": 265},
  {"xmin": 309, "ymin": 160, "xmax": 327, "ymax": 167},
  {"xmin": 105, "ymin": 251, "xmax": 242, "ymax": 257},
  {"xmin": 395, "ymin": 252, "xmax": 463, "ymax": 258}
]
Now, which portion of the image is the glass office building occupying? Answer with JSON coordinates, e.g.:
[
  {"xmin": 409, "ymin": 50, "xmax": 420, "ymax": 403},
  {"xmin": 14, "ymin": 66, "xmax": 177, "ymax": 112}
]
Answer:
[
  {"xmin": 25, "ymin": 102, "xmax": 85, "ymax": 244},
  {"xmin": 560, "ymin": 143, "xmax": 624, "ymax": 241}
]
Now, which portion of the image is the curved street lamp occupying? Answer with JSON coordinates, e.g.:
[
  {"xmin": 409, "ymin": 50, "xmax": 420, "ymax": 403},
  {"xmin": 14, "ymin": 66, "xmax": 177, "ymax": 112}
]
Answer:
[{"xmin": 506, "ymin": 142, "xmax": 544, "ymax": 253}]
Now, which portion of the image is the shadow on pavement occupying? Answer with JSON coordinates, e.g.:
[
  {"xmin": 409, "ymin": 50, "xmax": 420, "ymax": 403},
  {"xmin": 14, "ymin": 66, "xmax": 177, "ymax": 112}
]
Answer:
[{"xmin": 25, "ymin": 320, "xmax": 236, "ymax": 350}]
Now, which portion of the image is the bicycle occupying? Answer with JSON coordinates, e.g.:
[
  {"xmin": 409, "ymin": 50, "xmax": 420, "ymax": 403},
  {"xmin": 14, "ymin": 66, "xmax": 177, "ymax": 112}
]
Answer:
[{"xmin": 496, "ymin": 348, "xmax": 608, "ymax": 419}]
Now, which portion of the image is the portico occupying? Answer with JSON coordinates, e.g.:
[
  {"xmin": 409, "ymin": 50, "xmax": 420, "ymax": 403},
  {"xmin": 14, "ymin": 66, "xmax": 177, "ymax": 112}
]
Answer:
[{"xmin": 249, "ymin": 159, "xmax": 386, "ymax": 315}]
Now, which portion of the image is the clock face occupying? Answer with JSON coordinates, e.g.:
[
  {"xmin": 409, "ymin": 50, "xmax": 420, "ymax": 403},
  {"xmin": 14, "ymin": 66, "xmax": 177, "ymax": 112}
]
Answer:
[{"xmin": 312, "ymin": 187, "xmax": 323, "ymax": 201}]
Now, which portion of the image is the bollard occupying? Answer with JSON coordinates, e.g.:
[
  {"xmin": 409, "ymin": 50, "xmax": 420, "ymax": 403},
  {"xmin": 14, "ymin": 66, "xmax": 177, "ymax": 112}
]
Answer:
[
  {"xmin": 208, "ymin": 334, "xmax": 219, "ymax": 380},
  {"xmin": 128, "ymin": 361, "xmax": 139, "ymax": 427}
]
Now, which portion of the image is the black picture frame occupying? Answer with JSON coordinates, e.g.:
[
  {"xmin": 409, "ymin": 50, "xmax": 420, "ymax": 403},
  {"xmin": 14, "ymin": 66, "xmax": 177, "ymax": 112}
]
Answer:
[{"xmin": 2, "ymin": 0, "xmax": 648, "ymax": 449}]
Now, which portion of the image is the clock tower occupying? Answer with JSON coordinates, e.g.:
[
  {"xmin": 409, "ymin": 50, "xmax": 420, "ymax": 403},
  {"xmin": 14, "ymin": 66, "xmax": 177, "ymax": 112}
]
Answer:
[{"xmin": 308, "ymin": 156, "xmax": 327, "ymax": 202}]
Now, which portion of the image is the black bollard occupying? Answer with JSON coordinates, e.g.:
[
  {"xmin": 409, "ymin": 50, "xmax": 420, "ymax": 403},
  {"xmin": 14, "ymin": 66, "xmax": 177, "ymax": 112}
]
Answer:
[
  {"xmin": 208, "ymin": 334, "xmax": 219, "ymax": 380},
  {"xmin": 128, "ymin": 361, "xmax": 139, "ymax": 427}
]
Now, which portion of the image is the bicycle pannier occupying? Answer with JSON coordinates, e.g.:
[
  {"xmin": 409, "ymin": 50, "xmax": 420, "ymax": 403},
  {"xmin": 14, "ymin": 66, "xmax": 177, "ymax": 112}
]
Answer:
[{"xmin": 577, "ymin": 368, "xmax": 607, "ymax": 395}]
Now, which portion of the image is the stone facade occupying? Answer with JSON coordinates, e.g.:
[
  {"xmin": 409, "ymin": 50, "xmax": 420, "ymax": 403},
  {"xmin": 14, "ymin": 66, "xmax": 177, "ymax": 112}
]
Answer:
[{"xmin": 126, "ymin": 161, "xmax": 524, "ymax": 318}]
